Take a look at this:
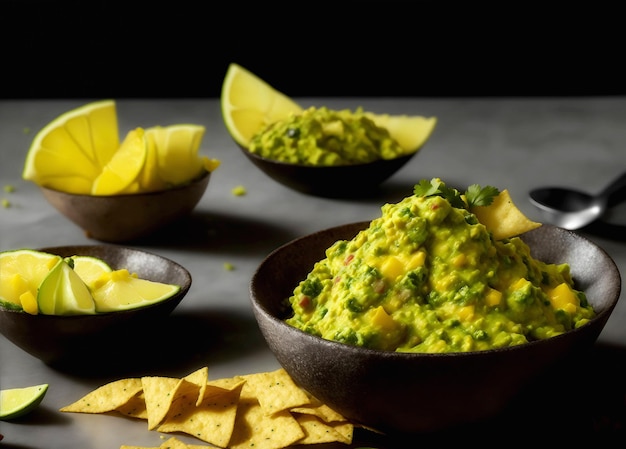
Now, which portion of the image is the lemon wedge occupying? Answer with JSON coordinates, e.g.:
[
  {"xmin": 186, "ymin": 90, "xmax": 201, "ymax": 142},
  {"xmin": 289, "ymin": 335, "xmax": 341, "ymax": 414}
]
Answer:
[
  {"xmin": 221, "ymin": 63, "xmax": 303, "ymax": 148},
  {"xmin": 22, "ymin": 100, "xmax": 119, "ymax": 194},
  {"xmin": 91, "ymin": 128, "xmax": 148, "ymax": 195}
]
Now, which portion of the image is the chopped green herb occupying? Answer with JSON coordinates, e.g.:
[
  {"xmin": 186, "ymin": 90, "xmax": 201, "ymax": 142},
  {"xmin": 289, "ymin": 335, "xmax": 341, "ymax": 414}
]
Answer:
[
  {"xmin": 414, "ymin": 178, "xmax": 499, "ymax": 210},
  {"xmin": 3, "ymin": 185, "xmax": 15, "ymax": 193},
  {"xmin": 2, "ymin": 199, "xmax": 10, "ymax": 208},
  {"xmin": 465, "ymin": 184, "xmax": 500, "ymax": 208}
]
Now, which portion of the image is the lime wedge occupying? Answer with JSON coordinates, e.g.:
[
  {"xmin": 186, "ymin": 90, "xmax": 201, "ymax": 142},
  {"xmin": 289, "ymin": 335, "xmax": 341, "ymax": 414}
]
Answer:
[
  {"xmin": 0, "ymin": 384, "xmax": 49, "ymax": 420},
  {"xmin": 92, "ymin": 268, "xmax": 180, "ymax": 312},
  {"xmin": 68, "ymin": 255, "xmax": 112, "ymax": 289},
  {"xmin": 37, "ymin": 259, "xmax": 96, "ymax": 315}
]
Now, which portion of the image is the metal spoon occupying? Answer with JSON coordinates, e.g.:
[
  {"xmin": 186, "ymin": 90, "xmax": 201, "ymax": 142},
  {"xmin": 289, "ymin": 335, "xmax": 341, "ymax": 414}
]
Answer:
[{"xmin": 529, "ymin": 171, "xmax": 626, "ymax": 230}]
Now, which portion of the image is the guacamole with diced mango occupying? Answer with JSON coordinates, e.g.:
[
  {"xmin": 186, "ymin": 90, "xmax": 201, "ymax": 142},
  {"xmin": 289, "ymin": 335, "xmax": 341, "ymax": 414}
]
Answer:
[
  {"xmin": 248, "ymin": 106, "xmax": 406, "ymax": 166},
  {"xmin": 286, "ymin": 180, "xmax": 595, "ymax": 353}
]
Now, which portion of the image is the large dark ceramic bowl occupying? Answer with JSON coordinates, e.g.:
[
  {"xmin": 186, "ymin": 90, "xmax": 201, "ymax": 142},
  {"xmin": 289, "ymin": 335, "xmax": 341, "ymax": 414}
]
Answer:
[
  {"xmin": 0, "ymin": 245, "xmax": 191, "ymax": 367},
  {"xmin": 250, "ymin": 222, "xmax": 622, "ymax": 435},
  {"xmin": 40, "ymin": 171, "xmax": 210, "ymax": 243},
  {"xmin": 239, "ymin": 147, "xmax": 416, "ymax": 198}
]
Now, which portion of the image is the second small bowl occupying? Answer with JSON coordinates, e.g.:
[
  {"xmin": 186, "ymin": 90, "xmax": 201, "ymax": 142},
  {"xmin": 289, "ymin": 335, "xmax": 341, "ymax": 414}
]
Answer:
[
  {"xmin": 239, "ymin": 149, "xmax": 415, "ymax": 198},
  {"xmin": 0, "ymin": 245, "xmax": 192, "ymax": 367},
  {"xmin": 40, "ymin": 171, "xmax": 211, "ymax": 243}
]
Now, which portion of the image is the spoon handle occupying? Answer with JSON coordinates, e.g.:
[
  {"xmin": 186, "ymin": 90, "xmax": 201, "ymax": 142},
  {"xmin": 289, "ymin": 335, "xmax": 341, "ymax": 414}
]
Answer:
[{"xmin": 602, "ymin": 171, "xmax": 626, "ymax": 208}]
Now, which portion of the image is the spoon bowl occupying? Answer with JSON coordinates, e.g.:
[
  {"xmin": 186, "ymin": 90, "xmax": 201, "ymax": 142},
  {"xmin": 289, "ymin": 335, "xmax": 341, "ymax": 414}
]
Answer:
[{"xmin": 529, "ymin": 172, "xmax": 626, "ymax": 230}]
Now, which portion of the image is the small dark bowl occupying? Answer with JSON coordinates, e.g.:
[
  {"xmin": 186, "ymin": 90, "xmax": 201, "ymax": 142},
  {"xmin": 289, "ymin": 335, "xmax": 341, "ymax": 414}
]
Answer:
[
  {"xmin": 0, "ymin": 245, "xmax": 191, "ymax": 367},
  {"xmin": 239, "ymin": 147, "xmax": 416, "ymax": 198},
  {"xmin": 250, "ymin": 222, "xmax": 621, "ymax": 435},
  {"xmin": 40, "ymin": 171, "xmax": 210, "ymax": 243}
]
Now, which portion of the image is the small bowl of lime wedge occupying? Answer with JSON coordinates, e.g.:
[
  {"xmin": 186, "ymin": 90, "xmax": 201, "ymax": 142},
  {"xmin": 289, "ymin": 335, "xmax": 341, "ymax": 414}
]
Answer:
[{"xmin": 0, "ymin": 245, "xmax": 191, "ymax": 368}]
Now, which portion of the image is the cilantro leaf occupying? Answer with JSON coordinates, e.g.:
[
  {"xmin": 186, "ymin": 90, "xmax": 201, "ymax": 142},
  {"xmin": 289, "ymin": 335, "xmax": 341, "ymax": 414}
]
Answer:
[
  {"xmin": 465, "ymin": 184, "xmax": 500, "ymax": 208},
  {"xmin": 413, "ymin": 178, "xmax": 465, "ymax": 208}
]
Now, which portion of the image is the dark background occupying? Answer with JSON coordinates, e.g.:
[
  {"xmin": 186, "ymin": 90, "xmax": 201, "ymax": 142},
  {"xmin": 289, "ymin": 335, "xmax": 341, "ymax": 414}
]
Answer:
[{"xmin": 3, "ymin": 0, "xmax": 625, "ymax": 99}]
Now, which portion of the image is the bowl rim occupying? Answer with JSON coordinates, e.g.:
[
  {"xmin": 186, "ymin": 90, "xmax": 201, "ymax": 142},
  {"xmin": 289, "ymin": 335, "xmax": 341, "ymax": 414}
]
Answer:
[
  {"xmin": 0, "ymin": 244, "xmax": 192, "ymax": 317},
  {"xmin": 250, "ymin": 221, "xmax": 622, "ymax": 358},
  {"xmin": 239, "ymin": 145, "xmax": 417, "ymax": 168},
  {"xmin": 38, "ymin": 170, "xmax": 210, "ymax": 199}
]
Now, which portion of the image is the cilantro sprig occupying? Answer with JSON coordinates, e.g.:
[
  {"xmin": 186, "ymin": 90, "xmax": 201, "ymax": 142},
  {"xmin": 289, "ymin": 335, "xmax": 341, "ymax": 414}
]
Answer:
[{"xmin": 413, "ymin": 178, "xmax": 499, "ymax": 209}]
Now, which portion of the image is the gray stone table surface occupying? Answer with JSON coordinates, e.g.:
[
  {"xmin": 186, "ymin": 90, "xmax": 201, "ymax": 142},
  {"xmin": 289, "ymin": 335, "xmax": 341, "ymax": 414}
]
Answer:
[{"xmin": 1, "ymin": 97, "xmax": 625, "ymax": 447}]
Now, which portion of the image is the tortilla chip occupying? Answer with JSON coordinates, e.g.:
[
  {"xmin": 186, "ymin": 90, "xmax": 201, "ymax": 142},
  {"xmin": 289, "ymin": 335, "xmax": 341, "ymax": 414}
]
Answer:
[
  {"xmin": 291, "ymin": 393, "xmax": 347, "ymax": 423},
  {"xmin": 182, "ymin": 366, "xmax": 209, "ymax": 406},
  {"xmin": 115, "ymin": 391, "xmax": 147, "ymax": 419},
  {"xmin": 293, "ymin": 413, "xmax": 354, "ymax": 444},
  {"xmin": 228, "ymin": 396, "xmax": 305, "ymax": 449},
  {"xmin": 240, "ymin": 368, "xmax": 310, "ymax": 416},
  {"xmin": 472, "ymin": 189, "xmax": 542, "ymax": 239},
  {"xmin": 59, "ymin": 378, "xmax": 143, "ymax": 413},
  {"xmin": 141, "ymin": 376, "xmax": 182, "ymax": 430},
  {"xmin": 120, "ymin": 437, "xmax": 213, "ymax": 449},
  {"xmin": 157, "ymin": 382, "xmax": 244, "ymax": 448}
]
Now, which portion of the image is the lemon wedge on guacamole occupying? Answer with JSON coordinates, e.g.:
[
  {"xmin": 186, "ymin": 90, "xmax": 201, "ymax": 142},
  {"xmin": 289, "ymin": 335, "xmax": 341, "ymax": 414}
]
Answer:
[
  {"xmin": 23, "ymin": 99, "xmax": 119, "ymax": 194},
  {"xmin": 0, "ymin": 384, "xmax": 49, "ymax": 421},
  {"xmin": 220, "ymin": 63, "xmax": 437, "ymax": 154},
  {"xmin": 221, "ymin": 63, "xmax": 303, "ymax": 148}
]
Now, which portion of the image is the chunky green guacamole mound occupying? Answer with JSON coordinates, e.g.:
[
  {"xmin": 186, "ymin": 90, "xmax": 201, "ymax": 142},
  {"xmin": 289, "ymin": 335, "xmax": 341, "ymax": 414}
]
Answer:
[
  {"xmin": 286, "ymin": 182, "xmax": 595, "ymax": 353},
  {"xmin": 248, "ymin": 106, "xmax": 405, "ymax": 166}
]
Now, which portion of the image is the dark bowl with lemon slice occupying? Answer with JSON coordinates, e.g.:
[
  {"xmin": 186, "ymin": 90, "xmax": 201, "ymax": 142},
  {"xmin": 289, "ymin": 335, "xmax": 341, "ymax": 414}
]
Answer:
[
  {"xmin": 221, "ymin": 63, "xmax": 438, "ymax": 198},
  {"xmin": 250, "ymin": 221, "xmax": 621, "ymax": 436},
  {"xmin": 40, "ymin": 171, "xmax": 211, "ymax": 243},
  {"xmin": 0, "ymin": 245, "xmax": 191, "ymax": 368}
]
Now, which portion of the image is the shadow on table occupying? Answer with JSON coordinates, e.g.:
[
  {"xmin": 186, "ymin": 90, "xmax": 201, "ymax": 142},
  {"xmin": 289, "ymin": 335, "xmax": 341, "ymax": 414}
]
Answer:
[
  {"xmin": 127, "ymin": 210, "xmax": 302, "ymax": 255},
  {"xmin": 49, "ymin": 305, "xmax": 266, "ymax": 380}
]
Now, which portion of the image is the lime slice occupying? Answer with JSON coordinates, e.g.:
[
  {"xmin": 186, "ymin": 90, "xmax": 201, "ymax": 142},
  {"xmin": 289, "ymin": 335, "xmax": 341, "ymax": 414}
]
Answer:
[
  {"xmin": 68, "ymin": 255, "xmax": 113, "ymax": 289},
  {"xmin": 37, "ymin": 259, "xmax": 96, "ymax": 315},
  {"xmin": 91, "ymin": 268, "xmax": 180, "ymax": 312},
  {"xmin": 0, "ymin": 384, "xmax": 49, "ymax": 420},
  {"xmin": 221, "ymin": 63, "xmax": 303, "ymax": 148},
  {"xmin": 91, "ymin": 127, "xmax": 148, "ymax": 195},
  {"xmin": 0, "ymin": 249, "xmax": 62, "ymax": 314},
  {"xmin": 22, "ymin": 99, "xmax": 119, "ymax": 194}
]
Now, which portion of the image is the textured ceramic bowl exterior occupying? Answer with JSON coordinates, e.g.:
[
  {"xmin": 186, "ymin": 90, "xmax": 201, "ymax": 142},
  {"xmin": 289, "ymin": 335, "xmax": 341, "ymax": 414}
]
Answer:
[
  {"xmin": 250, "ymin": 222, "xmax": 622, "ymax": 435},
  {"xmin": 239, "ymin": 146, "xmax": 416, "ymax": 198},
  {"xmin": 0, "ymin": 245, "xmax": 191, "ymax": 367},
  {"xmin": 40, "ymin": 171, "xmax": 210, "ymax": 243}
]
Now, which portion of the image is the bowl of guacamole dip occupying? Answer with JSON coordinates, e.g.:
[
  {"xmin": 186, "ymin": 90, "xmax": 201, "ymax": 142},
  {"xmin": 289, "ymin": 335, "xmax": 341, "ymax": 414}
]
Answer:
[
  {"xmin": 240, "ymin": 107, "xmax": 434, "ymax": 197},
  {"xmin": 250, "ymin": 179, "xmax": 621, "ymax": 435}
]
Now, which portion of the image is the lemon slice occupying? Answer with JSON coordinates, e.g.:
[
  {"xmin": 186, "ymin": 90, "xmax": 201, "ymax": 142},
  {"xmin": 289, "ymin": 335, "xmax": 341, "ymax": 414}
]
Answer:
[
  {"xmin": 0, "ymin": 384, "xmax": 49, "ymax": 420},
  {"xmin": 0, "ymin": 249, "xmax": 62, "ymax": 314},
  {"xmin": 22, "ymin": 100, "xmax": 119, "ymax": 194},
  {"xmin": 365, "ymin": 113, "xmax": 438, "ymax": 154},
  {"xmin": 68, "ymin": 255, "xmax": 113, "ymax": 289},
  {"xmin": 37, "ymin": 259, "xmax": 96, "ymax": 315},
  {"xmin": 144, "ymin": 124, "xmax": 208, "ymax": 186},
  {"xmin": 91, "ymin": 269, "xmax": 180, "ymax": 312},
  {"xmin": 221, "ymin": 63, "xmax": 303, "ymax": 148},
  {"xmin": 91, "ymin": 128, "xmax": 148, "ymax": 195}
]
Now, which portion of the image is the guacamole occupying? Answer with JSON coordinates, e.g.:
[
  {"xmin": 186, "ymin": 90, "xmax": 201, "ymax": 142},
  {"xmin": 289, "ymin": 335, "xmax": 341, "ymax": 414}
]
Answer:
[
  {"xmin": 286, "ymin": 181, "xmax": 595, "ymax": 353},
  {"xmin": 248, "ymin": 106, "xmax": 406, "ymax": 166}
]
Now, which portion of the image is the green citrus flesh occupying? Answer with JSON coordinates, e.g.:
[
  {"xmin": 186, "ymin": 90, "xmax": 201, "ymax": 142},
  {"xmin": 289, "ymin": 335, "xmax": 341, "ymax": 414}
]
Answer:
[
  {"xmin": 0, "ymin": 384, "xmax": 49, "ymax": 420},
  {"xmin": 37, "ymin": 259, "xmax": 97, "ymax": 315}
]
